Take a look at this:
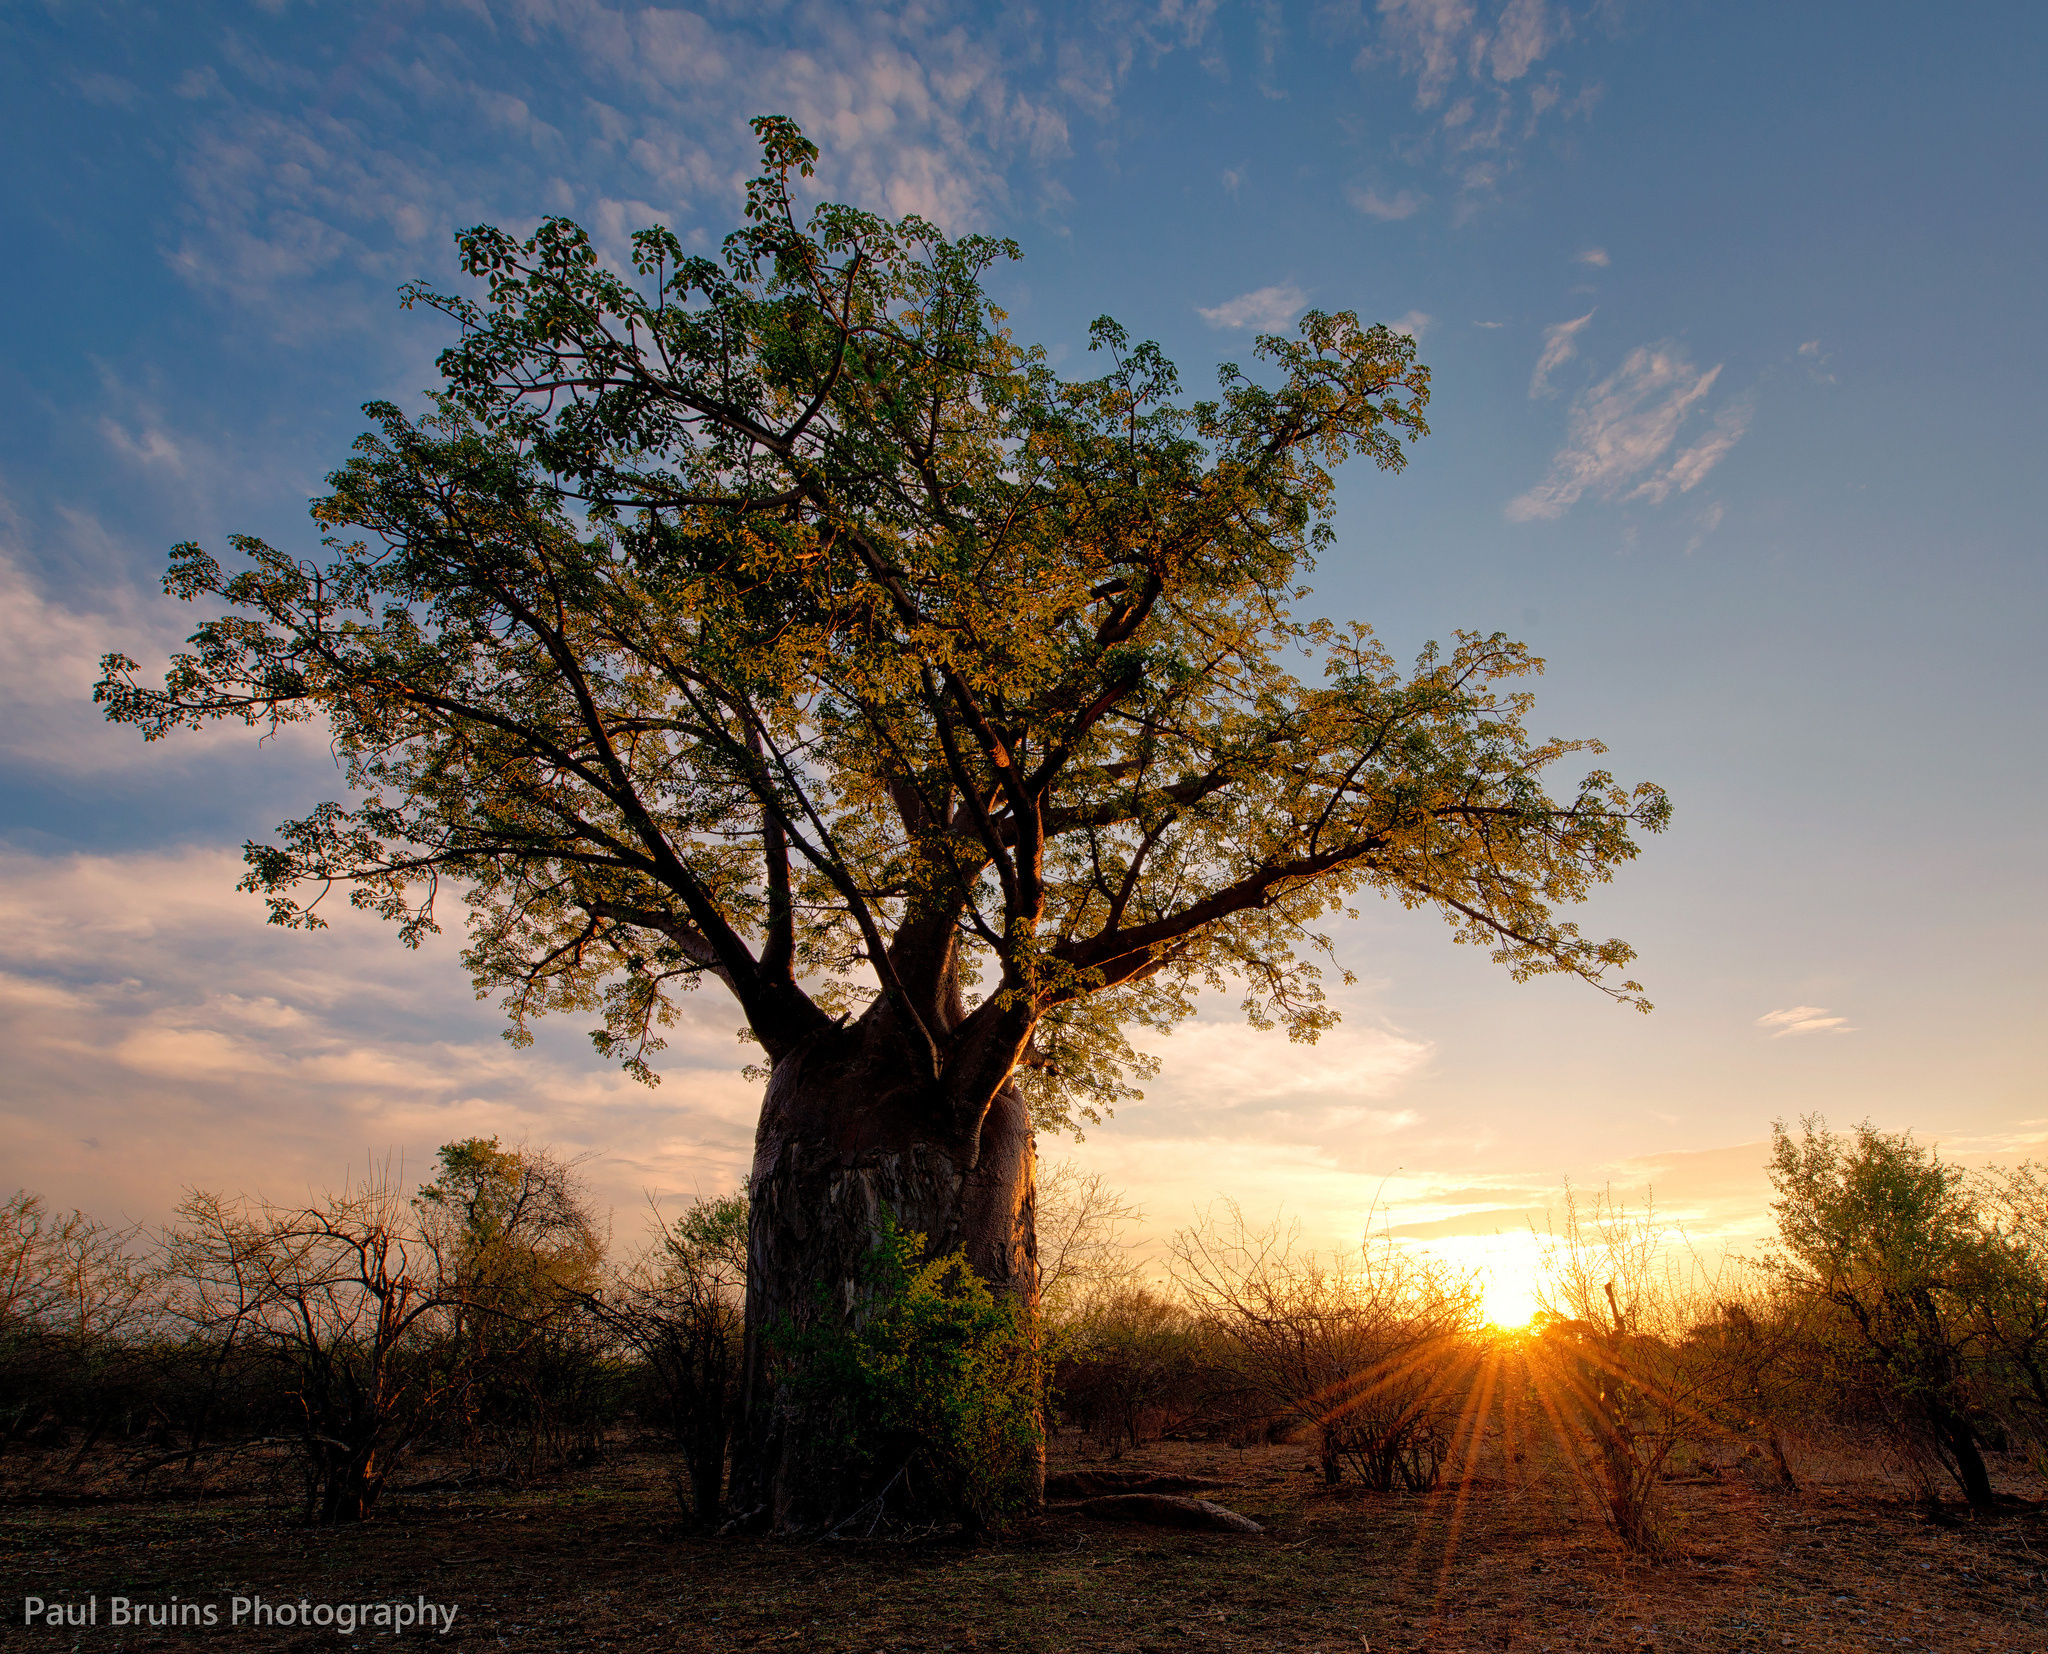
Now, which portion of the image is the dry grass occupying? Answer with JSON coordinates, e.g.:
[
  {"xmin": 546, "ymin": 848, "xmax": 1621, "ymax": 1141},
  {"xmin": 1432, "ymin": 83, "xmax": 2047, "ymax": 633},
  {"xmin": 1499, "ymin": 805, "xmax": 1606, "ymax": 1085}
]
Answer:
[{"xmin": 5, "ymin": 1433, "xmax": 2048, "ymax": 1651}]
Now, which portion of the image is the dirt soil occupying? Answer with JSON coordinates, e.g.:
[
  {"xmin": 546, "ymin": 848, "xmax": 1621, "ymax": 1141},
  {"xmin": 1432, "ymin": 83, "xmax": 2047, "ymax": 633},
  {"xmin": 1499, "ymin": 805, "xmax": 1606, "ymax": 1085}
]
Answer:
[{"xmin": 5, "ymin": 1437, "xmax": 2048, "ymax": 1651}]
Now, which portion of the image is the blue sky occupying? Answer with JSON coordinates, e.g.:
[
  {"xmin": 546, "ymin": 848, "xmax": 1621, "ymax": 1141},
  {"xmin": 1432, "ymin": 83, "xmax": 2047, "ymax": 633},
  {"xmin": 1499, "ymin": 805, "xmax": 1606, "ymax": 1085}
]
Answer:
[{"xmin": 4, "ymin": 0, "xmax": 2044, "ymax": 1288}]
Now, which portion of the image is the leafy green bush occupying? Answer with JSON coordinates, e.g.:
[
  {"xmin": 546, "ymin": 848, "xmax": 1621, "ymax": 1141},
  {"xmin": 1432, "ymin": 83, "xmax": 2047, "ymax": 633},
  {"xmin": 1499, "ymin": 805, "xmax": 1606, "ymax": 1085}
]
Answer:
[{"xmin": 784, "ymin": 1215, "xmax": 1044, "ymax": 1533}]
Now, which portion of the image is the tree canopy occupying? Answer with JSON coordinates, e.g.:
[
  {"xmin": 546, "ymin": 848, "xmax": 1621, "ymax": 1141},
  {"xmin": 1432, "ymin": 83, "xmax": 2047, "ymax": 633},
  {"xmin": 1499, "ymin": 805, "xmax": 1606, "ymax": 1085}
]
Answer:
[{"xmin": 98, "ymin": 117, "xmax": 1669, "ymax": 1138}]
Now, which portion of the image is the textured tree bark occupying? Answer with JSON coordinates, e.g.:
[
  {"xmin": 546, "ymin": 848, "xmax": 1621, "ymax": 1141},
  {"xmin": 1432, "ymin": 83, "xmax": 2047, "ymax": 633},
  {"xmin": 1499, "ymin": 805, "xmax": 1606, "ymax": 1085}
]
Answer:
[{"xmin": 725, "ymin": 1021, "xmax": 1040, "ymax": 1533}]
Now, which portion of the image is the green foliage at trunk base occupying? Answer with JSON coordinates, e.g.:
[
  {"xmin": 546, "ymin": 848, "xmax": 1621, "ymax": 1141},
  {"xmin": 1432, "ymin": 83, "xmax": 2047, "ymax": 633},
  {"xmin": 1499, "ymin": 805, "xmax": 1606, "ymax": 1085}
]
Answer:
[{"xmin": 779, "ymin": 1215, "xmax": 1044, "ymax": 1534}]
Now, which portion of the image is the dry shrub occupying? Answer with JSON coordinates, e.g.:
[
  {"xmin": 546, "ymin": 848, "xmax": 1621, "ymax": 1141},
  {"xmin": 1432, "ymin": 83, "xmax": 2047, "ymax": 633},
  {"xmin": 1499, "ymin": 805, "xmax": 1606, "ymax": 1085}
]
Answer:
[
  {"xmin": 1053, "ymin": 1285, "xmax": 1213, "ymax": 1456},
  {"xmin": 1171, "ymin": 1201, "xmax": 1480, "ymax": 1490},
  {"xmin": 0, "ymin": 1192, "xmax": 158, "ymax": 1471},
  {"xmin": 1039, "ymin": 1164, "xmax": 1224, "ymax": 1457},
  {"xmin": 164, "ymin": 1171, "xmax": 461, "ymax": 1524},
  {"xmin": 1525, "ymin": 1187, "xmax": 1814, "ymax": 1557}
]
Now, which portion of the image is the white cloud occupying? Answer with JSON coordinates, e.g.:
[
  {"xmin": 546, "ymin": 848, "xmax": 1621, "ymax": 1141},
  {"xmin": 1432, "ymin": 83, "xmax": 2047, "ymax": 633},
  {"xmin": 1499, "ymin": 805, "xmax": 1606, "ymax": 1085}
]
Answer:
[
  {"xmin": 1575, "ymin": 246, "xmax": 1610, "ymax": 267},
  {"xmin": 1683, "ymin": 499, "xmax": 1725, "ymax": 554},
  {"xmin": 0, "ymin": 847, "xmax": 1445, "ymax": 1267},
  {"xmin": 1508, "ymin": 342, "xmax": 1749, "ymax": 521},
  {"xmin": 1387, "ymin": 309, "xmax": 1434, "ymax": 339},
  {"xmin": 1632, "ymin": 398, "xmax": 1752, "ymax": 503},
  {"xmin": 0, "ymin": 847, "xmax": 766, "ymax": 1232},
  {"xmin": 1356, "ymin": 0, "xmax": 1590, "ymax": 212},
  {"xmin": 1197, "ymin": 282, "xmax": 1307, "ymax": 331},
  {"xmin": 1374, "ymin": 0, "xmax": 1479, "ymax": 110},
  {"xmin": 161, "ymin": 0, "xmax": 1241, "ymax": 333},
  {"xmin": 1757, "ymin": 1006, "xmax": 1856, "ymax": 1038},
  {"xmin": 1148, "ymin": 1017, "xmax": 1430, "ymax": 1109},
  {"xmin": 76, "ymin": 72, "xmax": 142, "ymax": 109},
  {"xmin": 0, "ymin": 546, "xmax": 163, "ymax": 774},
  {"xmin": 1485, "ymin": 0, "xmax": 1552, "ymax": 83},
  {"xmin": 1346, "ymin": 183, "xmax": 1426, "ymax": 220},
  {"xmin": 1528, "ymin": 308, "xmax": 1593, "ymax": 397},
  {"xmin": 0, "ymin": 528, "xmax": 341, "ymax": 779}
]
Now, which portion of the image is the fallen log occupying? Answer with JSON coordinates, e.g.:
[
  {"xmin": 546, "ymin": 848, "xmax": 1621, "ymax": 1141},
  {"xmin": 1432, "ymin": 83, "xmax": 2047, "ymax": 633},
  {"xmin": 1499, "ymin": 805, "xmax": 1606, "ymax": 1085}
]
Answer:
[
  {"xmin": 1073, "ymin": 1493, "xmax": 1263, "ymax": 1534},
  {"xmin": 1045, "ymin": 1470, "xmax": 1219, "ymax": 1499}
]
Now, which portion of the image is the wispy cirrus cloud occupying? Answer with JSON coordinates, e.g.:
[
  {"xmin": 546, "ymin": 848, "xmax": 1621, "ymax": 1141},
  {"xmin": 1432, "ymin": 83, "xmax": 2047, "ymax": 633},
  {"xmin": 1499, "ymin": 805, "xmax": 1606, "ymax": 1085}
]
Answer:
[
  {"xmin": 1346, "ymin": 183, "xmax": 1427, "ymax": 220},
  {"xmin": 1507, "ymin": 341, "xmax": 1750, "ymax": 521},
  {"xmin": 1575, "ymin": 246, "xmax": 1610, "ymax": 267},
  {"xmin": 1529, "ymin": 308, "xmax": 1593, "ymax": 397},
  {"xmin": 1757, "ymin": 1006, "xmax": 1856, "ymax": 1038},
  {"xmin": 1349, "ymin": 0, "xmax": 1603, "ymax": 211},
  {"xmin": 1634, "ymin": 397, "xmax": 1752, "ymax": 503},
  {"xmin": 1198, "ymin": 282, "xmax": 1307, "ymax": 330},
  {"xmin": 158, "ymin": 0, "xmax": 1230, "ymax": 338},
  {"xmin": 1373, "ymin": 0, "xmax": 1480, "ymax": 110}
]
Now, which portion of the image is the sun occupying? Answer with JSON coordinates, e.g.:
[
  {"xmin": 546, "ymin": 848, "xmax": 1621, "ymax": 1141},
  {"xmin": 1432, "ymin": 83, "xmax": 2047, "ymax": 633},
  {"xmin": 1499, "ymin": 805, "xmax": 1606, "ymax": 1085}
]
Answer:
[{"xmin": 1481, "ymin": 1270, "xmax": 1541, "ymax": 1331}]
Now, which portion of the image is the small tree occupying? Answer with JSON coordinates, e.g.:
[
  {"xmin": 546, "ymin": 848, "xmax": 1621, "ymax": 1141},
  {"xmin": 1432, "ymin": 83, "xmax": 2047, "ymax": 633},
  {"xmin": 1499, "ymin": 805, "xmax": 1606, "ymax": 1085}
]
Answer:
[
  {"xmin": 415, "ymin": 1139, "xmax": 611, "ymax": 1478},
  {"xmin": 1768, "ymin": 1117, "xmax": 1999, "ymax": 1508},
  {"xmin": 591, "ymin": 1189, "xmax": 748, "ymax": 1528}
]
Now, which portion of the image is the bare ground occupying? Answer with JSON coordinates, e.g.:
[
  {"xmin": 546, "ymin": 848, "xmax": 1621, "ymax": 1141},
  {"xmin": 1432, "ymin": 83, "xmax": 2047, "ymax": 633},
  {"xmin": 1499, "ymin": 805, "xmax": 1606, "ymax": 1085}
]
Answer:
[{"xmin": 5, "ymin": 1436, "xmax": 2047, "ymax": 1651}]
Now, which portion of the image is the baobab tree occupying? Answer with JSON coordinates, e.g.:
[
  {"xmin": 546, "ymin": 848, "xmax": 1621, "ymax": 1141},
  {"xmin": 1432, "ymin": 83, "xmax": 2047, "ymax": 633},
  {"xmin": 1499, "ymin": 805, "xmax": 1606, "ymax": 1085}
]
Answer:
[{"xmin": 99, "ymin": 118, "xmax": 1669, "ymax": 1529}]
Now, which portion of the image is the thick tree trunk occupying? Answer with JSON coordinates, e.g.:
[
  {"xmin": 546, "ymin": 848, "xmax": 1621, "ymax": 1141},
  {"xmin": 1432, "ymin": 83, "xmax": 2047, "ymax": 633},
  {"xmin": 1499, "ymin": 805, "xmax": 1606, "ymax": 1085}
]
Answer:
[{"xmin": 727, "ymin": 1023, "xmax": 1040, "ymax": 1533}]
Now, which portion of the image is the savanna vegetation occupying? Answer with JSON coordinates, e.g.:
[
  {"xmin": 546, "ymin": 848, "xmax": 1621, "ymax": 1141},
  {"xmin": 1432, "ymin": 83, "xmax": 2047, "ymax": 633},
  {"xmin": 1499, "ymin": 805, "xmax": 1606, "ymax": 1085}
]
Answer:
[{"xmin": 10, "ymin": 1122, "xmax": 2048, "ymax": 1609}]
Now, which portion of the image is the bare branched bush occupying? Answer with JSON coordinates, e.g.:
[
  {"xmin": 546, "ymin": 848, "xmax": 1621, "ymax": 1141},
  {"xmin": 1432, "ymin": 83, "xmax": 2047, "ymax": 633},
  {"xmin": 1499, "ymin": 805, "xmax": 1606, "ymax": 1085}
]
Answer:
[
  {"xmin": 1172, "ymin": 1201, "xmax": 1479, "ymax": 1490},
  {"xmin": 0, "ymin": 1191, "xmax": 158, "ymax": 1470},
  {"xmin": 1037, "ymin": 1164, "xmax": 1144, "ymax": 1324},
  {"xmin": 1677, "ymin": 1274, "xmax": 1812, "ymax": 1491},
  {"xmin": 1528, "ymin": 1186, "xmax": 1704, "ymax": 1556},
  {"xmin": 164, "ymin": 1172, "xmax": 459, "ymax": 1524},
  {"xmin": 1526, "ymin": 1187, "xmax": 1816, "ymax": 1556}
]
